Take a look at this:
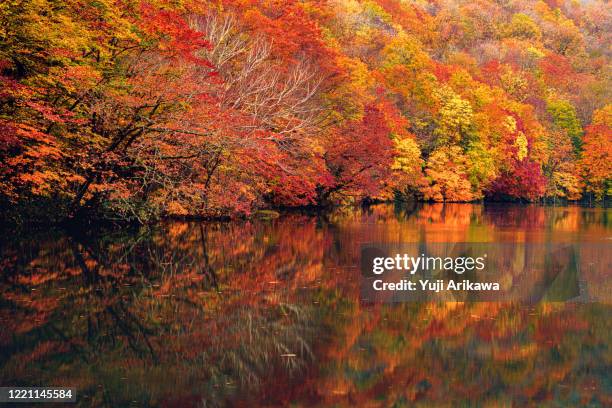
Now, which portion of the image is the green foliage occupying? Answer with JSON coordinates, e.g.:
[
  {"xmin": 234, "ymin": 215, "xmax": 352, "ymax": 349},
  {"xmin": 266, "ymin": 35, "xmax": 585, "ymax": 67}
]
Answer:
[
  {"xmin": 466, "ymin": 142, "xmax": 496, "ymax": 194},
  {"xmin": 547, "ymin": 99, "xmax": 584, "ymax": 152}
]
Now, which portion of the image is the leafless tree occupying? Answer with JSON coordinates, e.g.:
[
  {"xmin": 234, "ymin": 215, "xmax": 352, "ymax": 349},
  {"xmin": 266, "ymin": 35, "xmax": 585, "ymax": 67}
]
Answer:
[{"xmin": 191, "ymin": 12, "xmax": 327, "ymax": 146}]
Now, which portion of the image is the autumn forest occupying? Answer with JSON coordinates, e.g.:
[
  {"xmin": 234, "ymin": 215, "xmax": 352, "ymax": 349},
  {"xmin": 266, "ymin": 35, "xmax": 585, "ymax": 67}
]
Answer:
[{"xmin": 1, "ymin": 0, "xmax": 610, "ymax": 224}]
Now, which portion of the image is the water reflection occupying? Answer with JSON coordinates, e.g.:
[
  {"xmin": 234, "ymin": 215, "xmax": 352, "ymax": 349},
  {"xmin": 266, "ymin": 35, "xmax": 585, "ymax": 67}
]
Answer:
[{"xmin": 0, "ymin": 204, "xmax": 610, "ymax": 407}]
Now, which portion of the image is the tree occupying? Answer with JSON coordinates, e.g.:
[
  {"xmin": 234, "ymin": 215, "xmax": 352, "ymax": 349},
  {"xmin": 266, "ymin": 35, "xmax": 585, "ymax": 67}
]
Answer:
[
  {"xmin": 433, "ymin": 86, "xmax": 475, "ymax": 147},
  {"xmin": 580, "ymin": 106, "xmax": 611, "ymax": 200},
  {"xmin": 547, "ymin": 98, "xmax": 583, "ymax": 152},
  {"xmin": 322, "ymin": 104, "xmax": 395, "ymax": 203},
  {"xmin": 124, "ymin": 12, "xmax": 329, "ymax": 219},
  {"xmin": 489, "ymin": 158, "xmax": 547, "ymax": 201},
  {"xmin": 421, "ymin": 146, "xmax": 475, "ymax": 202},
  {"xmin": 543, "ymin": 131, "xmax": 582, "ymax": 200},
  {"xmin": 505, "ymin": 13, "xmax": 542, "ymax": 41}
]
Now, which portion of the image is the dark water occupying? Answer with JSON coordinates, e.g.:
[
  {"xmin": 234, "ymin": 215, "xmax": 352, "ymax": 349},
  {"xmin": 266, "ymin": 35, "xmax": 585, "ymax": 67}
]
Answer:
[{"xmin": 0, "ymin": 203, "xmax": 610, "ymax": 407}]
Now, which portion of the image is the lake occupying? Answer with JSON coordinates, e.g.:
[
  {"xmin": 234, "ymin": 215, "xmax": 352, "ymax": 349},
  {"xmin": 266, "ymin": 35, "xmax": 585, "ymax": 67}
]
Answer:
[{"xmin": 0, "ymin": 203, "xmax": 610, "ymax": 407}]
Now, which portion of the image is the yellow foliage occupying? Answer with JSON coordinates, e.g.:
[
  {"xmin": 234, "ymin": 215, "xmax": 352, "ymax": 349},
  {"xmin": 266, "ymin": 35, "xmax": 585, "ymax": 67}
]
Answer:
[
  {"xmin": 551, "ymin": 171, "xmax": 582, "ymax": 200},
  {"xmin": 423, "ymin": 146, "xmax": 476, "ymax": 202},
  {"xmin": 167, "ymin": 201, "xmax": 189, "ymax": 216},
  {"xmin": 392, "ymin": 137, "xmax": 422, "ymax": 173},
  {"xmin": 433, "ymin": 86, "xmax": 474, "ymax": 145},
  {"xmin": 592, "ymin": 104, "xmax": 612, "ymax": 127},
  {"xmin": 515, "ymin": 132, "xmax": 528, "ymax": 161}
]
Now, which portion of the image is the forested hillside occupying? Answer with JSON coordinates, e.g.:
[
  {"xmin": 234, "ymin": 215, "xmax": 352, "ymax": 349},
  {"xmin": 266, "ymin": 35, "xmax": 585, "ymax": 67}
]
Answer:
[{"xmin": 1, "ymin": 0, "xmax": 610, "ymax": 222}]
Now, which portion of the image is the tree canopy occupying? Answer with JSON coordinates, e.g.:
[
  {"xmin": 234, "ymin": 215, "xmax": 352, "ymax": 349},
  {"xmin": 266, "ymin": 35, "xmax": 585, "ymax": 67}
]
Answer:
[{"xmin": 1, "ymin": 0, "xmax": 610, "ymax": 222}]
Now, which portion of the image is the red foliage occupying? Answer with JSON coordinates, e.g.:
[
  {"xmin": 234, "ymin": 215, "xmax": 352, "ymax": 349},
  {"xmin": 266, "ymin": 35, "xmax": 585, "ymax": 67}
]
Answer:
[
  {"xmin": 489, "ymin": 159, "xmax": 547, "ymax": 201},
  {"xmin": 0, "ymin": 120, "xmax": 19, "ymax": 151},
  {"xmin": 223, "ymin": 0, "xmax": 339, "ymax": 75},
  {"xmin": 323, "ymin": 104, "xmax": 395, "ymax": 200},
  {"xmin": 539, "ymin": 53, "xmax": 575, "ymax": 89},
  {"xmin": 433, "ymin": 62, "xmax": 455, "ymax": 82},
  {"xmin": 139, "ymin": 3, "xmax": 213, "ymax": 67},
  {"xmin": 479, "ymin": 60, "xmax": 502, "ymax": 85}
]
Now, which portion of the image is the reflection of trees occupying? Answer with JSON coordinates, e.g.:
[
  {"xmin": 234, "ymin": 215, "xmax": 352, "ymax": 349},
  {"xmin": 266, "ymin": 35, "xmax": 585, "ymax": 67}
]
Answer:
[
  {"xmin": 326, "ymin": 203, "xmax": 609, "ymax": 245},
  {"xmin": 0, "ymin": 217, "xmax": 328, "ymax": 406},
  {"xmin": 307, "ymin": 203, "xmax": 611, "ymax": 406},
  {"xmin": 0, "ymin": 204, "xmax": 610, "ymax": 406},
  {"xmin": 299, "ymin": 300, "xmax": 610, "ymax": 407}
]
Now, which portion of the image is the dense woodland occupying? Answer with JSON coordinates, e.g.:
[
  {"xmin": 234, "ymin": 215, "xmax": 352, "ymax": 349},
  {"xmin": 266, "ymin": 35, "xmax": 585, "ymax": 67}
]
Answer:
[{"xmin": 0, "ymin": 0, "xmax": 610, "ymax": 222}]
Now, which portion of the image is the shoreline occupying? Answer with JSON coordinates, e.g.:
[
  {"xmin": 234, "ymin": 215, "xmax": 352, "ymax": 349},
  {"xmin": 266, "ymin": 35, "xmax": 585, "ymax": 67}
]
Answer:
[{"xmin": 1, "ymin": 200, "xmax": 609, "ymax": 234}]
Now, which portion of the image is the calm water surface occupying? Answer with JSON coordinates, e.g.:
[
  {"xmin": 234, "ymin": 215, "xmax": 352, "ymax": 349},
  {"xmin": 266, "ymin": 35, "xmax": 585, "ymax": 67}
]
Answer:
[{"xmin": 0, "ymin": 203, "xmax": 610, "ymax": 407}]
